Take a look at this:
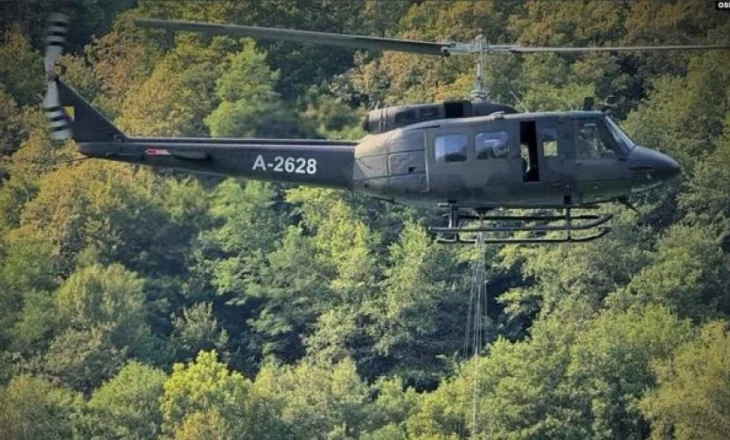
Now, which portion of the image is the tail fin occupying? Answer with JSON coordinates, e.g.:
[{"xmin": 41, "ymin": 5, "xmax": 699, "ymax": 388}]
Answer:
[
  {"xmin": 41, "ymin": 12, "xmax": 125, "ymax": 143},
  {"xmin": 54, "ymin": 80, "xmax": 125, "ymax": 143}
]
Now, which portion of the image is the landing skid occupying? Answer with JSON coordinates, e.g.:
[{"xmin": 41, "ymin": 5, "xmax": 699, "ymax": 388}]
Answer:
[{"xmin": 428, "ymin": 204, "xmax": 612, "ymax": 244}]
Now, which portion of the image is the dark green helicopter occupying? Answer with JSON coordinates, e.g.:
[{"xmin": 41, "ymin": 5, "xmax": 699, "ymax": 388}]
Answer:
[{"xmin": 44, "ymin": 13, "xmax": 729, "ymax": 244}]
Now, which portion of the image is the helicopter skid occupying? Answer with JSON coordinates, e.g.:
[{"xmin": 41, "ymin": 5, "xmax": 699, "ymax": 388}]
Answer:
[
  {"xmin": 428, "ymin": 206, "xmax": 612, "ymax": 245},
  {"xmin": 434, "ymin": 229, "xmax": 611, "ymax": 245}
]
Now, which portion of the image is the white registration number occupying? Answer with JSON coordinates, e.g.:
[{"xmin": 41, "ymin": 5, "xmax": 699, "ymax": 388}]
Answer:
[{"xmin": 252, "ymin": 155, "xmax": 317, "ymax": 175}]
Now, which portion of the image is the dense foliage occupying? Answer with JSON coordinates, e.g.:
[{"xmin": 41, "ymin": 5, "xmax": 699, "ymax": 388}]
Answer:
[{"xmin": 1, "ymin": 1, "xmax": 729, "ymax": 438}]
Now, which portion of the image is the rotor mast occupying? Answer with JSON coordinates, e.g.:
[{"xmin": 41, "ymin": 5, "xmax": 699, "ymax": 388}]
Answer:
[{"xmin": 470, "ymin": 34, "xmax": 489, "ymax": 103}]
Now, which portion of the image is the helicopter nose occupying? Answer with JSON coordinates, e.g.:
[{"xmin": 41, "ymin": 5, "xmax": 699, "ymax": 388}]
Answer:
[{"xmin": 628, "ymin": 146, "xmax": 681, "ymax": 193}]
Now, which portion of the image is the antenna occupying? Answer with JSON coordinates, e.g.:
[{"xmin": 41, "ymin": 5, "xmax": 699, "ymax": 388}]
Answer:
[{"xmin": 509, "ymin": 90, "xmax": 530, "ymax": 113}]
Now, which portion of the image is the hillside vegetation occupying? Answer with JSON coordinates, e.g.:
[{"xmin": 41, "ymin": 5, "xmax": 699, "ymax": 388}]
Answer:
[{"xmin": 1, "ymin": 1, "xmax": 730, "ymax": 439}]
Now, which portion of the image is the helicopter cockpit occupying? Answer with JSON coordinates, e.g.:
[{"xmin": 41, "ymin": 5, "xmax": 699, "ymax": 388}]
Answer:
[
  {"xmin": 576, "ymin": 117, "xmax": 633, "ymax": 160},
  {"xmin": 604, "ymin": 116, "xmax": 637, "ymax": 153}
]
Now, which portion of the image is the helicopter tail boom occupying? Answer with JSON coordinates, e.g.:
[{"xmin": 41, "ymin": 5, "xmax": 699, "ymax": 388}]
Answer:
[{"xmin": 54, "ymin": 79, "xmax": 357, "ymax": 189}]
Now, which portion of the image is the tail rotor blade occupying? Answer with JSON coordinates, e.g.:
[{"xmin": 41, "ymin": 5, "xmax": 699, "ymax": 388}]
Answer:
[
  {"xmin": 44, "ymin": 12, "xmax": 70, "ymax": 75},
  {"xmin": 43, "ymin": 12, "xmax": 72, "ymax": 141},
  {"xmin": 43, "ymin": 80, "xmax": 72, "ymax": 140}
]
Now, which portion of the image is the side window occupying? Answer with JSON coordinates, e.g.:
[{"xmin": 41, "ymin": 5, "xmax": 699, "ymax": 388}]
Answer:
[
  {"xmin": 541, "ymin": 127, "xmax": 558, "ymax": 157},
  {"xmin": 577, "ymin": 121, "xmax": 617, "ymax": 159},
  {"xmin": 435, "ymin": 134, "xmax": 468, "ymax": 162},
  {"xmin": 475, "ymin": 131, "xmax": 509, "ymax": 160}
]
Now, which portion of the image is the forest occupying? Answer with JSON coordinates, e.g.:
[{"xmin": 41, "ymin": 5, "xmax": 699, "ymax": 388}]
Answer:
[{"xmin": 1, "ymin": 0, "xmax": 730, "ymax": 438}]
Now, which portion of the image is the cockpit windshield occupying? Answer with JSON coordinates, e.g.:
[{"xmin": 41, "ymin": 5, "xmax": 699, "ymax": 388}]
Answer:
[{"xmin": 604, "ymin": 117, "xmax": 636, "ymax": 153}]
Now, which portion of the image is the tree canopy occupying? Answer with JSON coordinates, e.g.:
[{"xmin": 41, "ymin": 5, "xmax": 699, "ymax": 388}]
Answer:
[{"xmin": 1, "ymin": 1, "xmax": 729, "ymax": 438}]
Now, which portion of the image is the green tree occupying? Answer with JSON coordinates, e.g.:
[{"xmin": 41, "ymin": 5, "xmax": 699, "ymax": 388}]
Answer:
[
  {"xmin": 206, "ymin": 99, "xmax": 309, "ymax": 138},
  {"xmin": 0, "ymin": 235, "xmax": 56, "ymax": 350},
  {"xmin": 170, "ymin": 302, "xmax": 229, "ymax": 362},
  {"xmin": 287, "ymin": 188, "xmax": 380, "ymax": 296},
  {"xmin": 212, "ymin": 40, "xmax": 279, "ymax": 103},
  {"xmin": 253, "ymin": 357, "xmax": 371, "ymax": 439},
  {"xmin": 407, "ymin": 305, "xmax": 694, "ymax": 439},
  {"xmin": 42, "ymin": 326, "xmax": 128, "ymax": 394},
  {"xmin": 202, "ymin": 180, "xmax": 287, "ymax": 308},
  {"xmin": 161, "ymin": 350, "xmax": 247, "ymax": 436},
  {"xmin": 189, "ymin": 179, "xmax": 290, "ymax": 371},
  {"xmin": 243, "ymin": 226, "xmax": 329, "ymax": 362},
  {"xmin": 161, "ymin": 350, "xmax": 284, "ymax": 439},
  {"xmin": 302, "ymin": 94, "xmax": 365, "ymax": 140},
  {"xmin": 15, "ymin": 160, "xmax": 181, "ymax": 276},
  {"xmin": 117, "ymin": 35, "xmax": 237, "ymax": 136},
  {"xmin": 680, "ymin": 113, "xmax": 730, "ymax": 227},
  {"xmin": 204, "ymin": 40, "xmax": 312, "ymax": 138},
  {"xmin": 207, "ymin": 180, "xmax": 286, "ymax": 262},
  {"xmin": 82, "ymin": 361, "xmax": 167, "ymax": 440},
  {"xmin": 363, "ymin": 376, "xmax": 420, "ymax": 437},
  {"xmin": 0, "ymin": 375, "xmax": 80, "ymax": 440},
  {"xmin": 640, "ymin": 321, "xmax": 730, "ymax": 440},
  {"xmin": 8, "ymin": 289, "xmax": 59, "ymax": 353},
  {"xmin": 617, "ymin": 223, "xmax": 730, "ymax": 320},
  {"xmin": 0, "ymin": 84, "xmax": 23, "ymax": 158},
  {"xmin": 567, "ymin": 306, "xmax": 695, "ymax": 439},
  {"xmin": 84, "ymin": 8, "xmax": 165, "ymax": 118},
  {"xmin": 173, "ymin": 410, "xmax": 231, "ymax": 440},
  {"xmin": 370, "ymin": 222, "xmax": 468, "ymax": 387},
  {"xmin": 55, "ymin": 264, "xmax": 153, "ymax": 356},
  {"xmin": 288, "ymin": 188, "xmax": 382, "ymax": 374},
  {"xmin": 0, "ymin": 122, "xmax": 79, "ymax": 234},
  {"xmin": 623, "ymin": 53, "xmax": 730, "ymax": 170},
  {"xmin": 0, "ymin": 25, "xmax": 44, "ymax": 107},
  {"xmin": 498, "ymin": 207, "xmax": 655, "ymax": 321},
  {"xmin": 200, "ymin": 0, "xmax": 374, "ymax": 99}
]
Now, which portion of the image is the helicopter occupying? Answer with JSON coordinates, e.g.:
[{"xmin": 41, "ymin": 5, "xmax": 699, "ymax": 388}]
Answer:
[{"xmin": 43, "ymin": 12, "xmax": 729, "ymax": 244}]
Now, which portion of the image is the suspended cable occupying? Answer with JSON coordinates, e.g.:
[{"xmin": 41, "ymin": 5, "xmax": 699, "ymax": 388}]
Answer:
[{"xmin": 461, "ymin": 230, "xmax": 489, "ymax": 439}]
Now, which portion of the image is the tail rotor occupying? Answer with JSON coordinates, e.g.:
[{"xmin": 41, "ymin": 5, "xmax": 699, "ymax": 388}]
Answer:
[{"xmin": 43, "ymin": 12, "xmax": 72, "ymax": 141}]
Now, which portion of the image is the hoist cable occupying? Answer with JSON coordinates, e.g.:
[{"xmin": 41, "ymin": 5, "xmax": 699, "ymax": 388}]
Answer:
[{"xmin": 462, "ymin": 230, "xmax": 488, "ymax": 439}]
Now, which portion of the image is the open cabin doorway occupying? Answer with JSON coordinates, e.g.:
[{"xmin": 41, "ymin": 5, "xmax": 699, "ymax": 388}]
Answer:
[{"xmin": 520, "ymin": 121, "xmax": 540, "ymax": 182}]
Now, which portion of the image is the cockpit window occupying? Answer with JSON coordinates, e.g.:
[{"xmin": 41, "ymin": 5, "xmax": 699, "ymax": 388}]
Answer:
[
  {"xmin": 576, "ymin": 120, "xmax": 621, "ymax": 159},
  {"xmin": 435, "ymin": 134, "xmax": 468, "ymax": 162},
  {"xmin": 605, "ymin": 117, "xmax": 636, "ymax": 153},
  {"xmin": 475, "ymin": 131, "xmax": 509, "ymax": 159}
]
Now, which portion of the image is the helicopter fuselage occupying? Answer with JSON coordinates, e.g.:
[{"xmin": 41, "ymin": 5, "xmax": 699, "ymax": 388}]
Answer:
[
  {"xmin": 59, "ymin": 78, "xmax": 677, "ymax": 211},
  {"xmin": 77, "ymin": 109, "xmax": 679, "ymax": 210},
  {"xmin": 352, "ymin": 110, "xmax": 679, "ymax": 208}
]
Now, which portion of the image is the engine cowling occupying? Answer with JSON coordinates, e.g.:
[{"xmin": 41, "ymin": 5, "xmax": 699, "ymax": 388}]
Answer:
[{"xmin": 361, "ymin": 100, "xmax": 519, "ymax": 135}]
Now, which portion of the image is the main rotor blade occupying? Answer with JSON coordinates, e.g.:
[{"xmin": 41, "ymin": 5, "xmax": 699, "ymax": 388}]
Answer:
[
  {"xmin": 508, "ymin": 43, "xmax": 730, "ymax": 53},
  {"xmin": 135, "ymin": 18, "xmax": 730, "ymax": 57},
  {"xmin": 136, "ymin": 19, "xmax": 454, "ymax": 56}
]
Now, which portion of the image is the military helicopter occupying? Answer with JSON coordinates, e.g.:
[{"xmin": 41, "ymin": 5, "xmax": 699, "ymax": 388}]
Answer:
[{"xmin": 43, "ymin": 12, "xmax": 729, "ymax": 244}]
